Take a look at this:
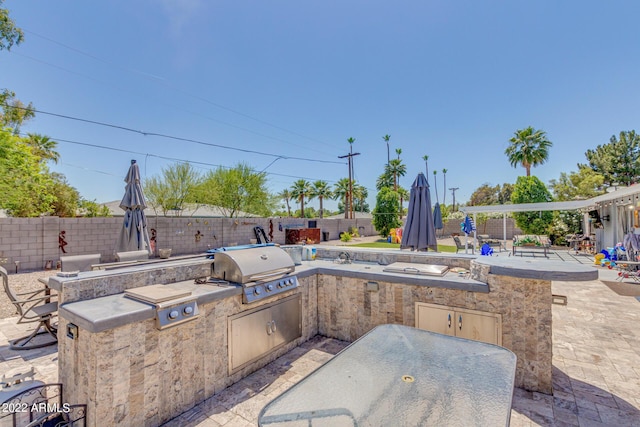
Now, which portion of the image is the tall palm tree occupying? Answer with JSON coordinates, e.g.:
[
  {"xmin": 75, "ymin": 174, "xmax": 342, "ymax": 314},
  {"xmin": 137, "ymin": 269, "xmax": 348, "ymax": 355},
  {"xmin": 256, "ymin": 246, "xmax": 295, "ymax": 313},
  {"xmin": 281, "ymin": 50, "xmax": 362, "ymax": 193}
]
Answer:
[
  {"xmin": 278, "ymin": 188, "xmax": 293, "ymax": 217},
  {"xmin": 333, "ymin": 178, "xmax": 351, "ymax": 218},
  {"xmin": 383, "ymin": 134, "xmax": 391, "ymax": 165},
  {"xmin": 442, "ymin": 168, "xmax": 448, "ymax": 206},
  {"xmin": 433, "ymin": 170, "xmax": 439, "ymax": 203},
  {"xmin": 311, "ymin": 180, "xmax": 332, "ymax": 218},
  {"xmin": 290, "ymin": 179, "xmax": 312, "ymax": 218},
  {"xmin": 26, "ymin": 133, "xmax": 60, "ymax": 164},
  {"xmin": 505, "ymin": 127, "xmax": 553, "ymax": 177},
  {"xmin": 422, "ymin": 155, "xmax": 429, "ymax": 176},
  {"xmin": 395, "ymin": 148, "xmax": 402, "ymax": 159},
  {"xmin": 397, "ymin": 186, "xmax": 409, "ymax": 217}
]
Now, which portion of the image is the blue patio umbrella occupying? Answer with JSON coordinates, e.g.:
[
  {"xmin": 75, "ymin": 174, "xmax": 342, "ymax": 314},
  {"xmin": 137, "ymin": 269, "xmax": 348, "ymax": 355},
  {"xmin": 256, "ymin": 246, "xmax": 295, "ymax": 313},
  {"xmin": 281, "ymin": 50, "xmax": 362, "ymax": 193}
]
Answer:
[
  {"xmin": 433, "ymin": 202, "xmax": 443, "ymax": 230},
  {"xmin": 115, "ymin": 160, "xmax": 151, "ymax": 254},
  {"xmin": 400, "ymin": 173, "xmax": 437, "ymax": 252}
]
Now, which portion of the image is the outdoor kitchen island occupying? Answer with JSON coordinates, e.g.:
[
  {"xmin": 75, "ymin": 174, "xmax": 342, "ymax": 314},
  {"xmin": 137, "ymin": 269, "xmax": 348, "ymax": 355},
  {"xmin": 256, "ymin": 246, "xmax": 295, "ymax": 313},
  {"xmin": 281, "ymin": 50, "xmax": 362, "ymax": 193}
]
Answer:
[{"xmin": 52, "ymin": 246, "xmax": 597, "ymax": 427}]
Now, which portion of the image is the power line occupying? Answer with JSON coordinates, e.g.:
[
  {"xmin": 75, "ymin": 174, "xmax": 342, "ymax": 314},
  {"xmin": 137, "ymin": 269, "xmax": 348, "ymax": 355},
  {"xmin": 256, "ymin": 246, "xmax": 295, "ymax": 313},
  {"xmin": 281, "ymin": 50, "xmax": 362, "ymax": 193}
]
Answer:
[
  {"xmin": 4, "ymin": 104, "xmax": 344, "ymax": 165},
  {"xmin": 9, "ymin": 51, "xmax": 336, "ymax": 156},
  {"xmin": 20, "ymin": 29, "xmax": 341, "ymax": 149}
]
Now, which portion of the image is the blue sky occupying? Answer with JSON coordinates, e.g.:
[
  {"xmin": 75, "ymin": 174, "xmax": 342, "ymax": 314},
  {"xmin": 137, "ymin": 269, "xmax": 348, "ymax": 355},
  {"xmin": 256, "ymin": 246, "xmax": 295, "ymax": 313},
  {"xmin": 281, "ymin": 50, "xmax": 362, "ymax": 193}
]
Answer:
[{"xmin": 4, "ymin": 1, "xmax": 640, "ymax": 211}]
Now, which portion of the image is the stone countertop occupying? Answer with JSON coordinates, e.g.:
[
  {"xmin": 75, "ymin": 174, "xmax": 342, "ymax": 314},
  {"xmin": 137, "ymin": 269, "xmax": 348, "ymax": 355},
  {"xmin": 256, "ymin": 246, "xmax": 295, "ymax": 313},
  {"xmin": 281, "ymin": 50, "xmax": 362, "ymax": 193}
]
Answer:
[
  {"xmin": 295, "ymin": 259, "xmax": 489, "ymax": 293},
  {"xmin": 59, "ymin": 279, "xmax": 241, "ymax": 333},
  {"xmin": 473, "ymin": 256, "xmax": 598, "ymax": 281}
]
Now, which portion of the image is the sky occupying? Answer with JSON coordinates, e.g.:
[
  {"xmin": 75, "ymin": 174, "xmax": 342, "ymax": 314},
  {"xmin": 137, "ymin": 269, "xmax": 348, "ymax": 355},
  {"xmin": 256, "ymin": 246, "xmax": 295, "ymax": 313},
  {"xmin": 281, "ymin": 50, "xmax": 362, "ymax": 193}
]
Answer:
[{"xmin": 3, "ymin": 1, "xmax": 640, "ymax": 212}]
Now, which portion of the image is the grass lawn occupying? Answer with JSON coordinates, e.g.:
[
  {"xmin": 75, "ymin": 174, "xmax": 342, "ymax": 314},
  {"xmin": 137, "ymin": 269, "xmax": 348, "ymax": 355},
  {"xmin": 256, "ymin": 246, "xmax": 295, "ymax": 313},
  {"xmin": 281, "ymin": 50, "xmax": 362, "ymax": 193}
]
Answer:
[{"xmin": 348, "ymin": 239, "xmax": 457, "ymax": 253}]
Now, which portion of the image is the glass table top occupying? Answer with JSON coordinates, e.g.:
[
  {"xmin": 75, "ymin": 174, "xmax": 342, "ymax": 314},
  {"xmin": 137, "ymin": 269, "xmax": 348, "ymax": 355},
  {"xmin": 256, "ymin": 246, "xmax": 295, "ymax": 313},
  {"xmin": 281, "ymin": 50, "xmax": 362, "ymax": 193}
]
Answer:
[{"xmin": 259, "ymin": 324, "xmax": 516, "ymax": 427}]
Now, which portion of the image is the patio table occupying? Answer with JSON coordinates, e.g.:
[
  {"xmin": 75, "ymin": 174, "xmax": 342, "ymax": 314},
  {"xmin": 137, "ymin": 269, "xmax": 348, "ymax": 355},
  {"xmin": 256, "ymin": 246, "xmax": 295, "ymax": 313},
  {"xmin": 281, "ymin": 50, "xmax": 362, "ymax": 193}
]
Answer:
[{"xmin": 259, "ymin": 324, "xmax": 517, "ymax": 427}]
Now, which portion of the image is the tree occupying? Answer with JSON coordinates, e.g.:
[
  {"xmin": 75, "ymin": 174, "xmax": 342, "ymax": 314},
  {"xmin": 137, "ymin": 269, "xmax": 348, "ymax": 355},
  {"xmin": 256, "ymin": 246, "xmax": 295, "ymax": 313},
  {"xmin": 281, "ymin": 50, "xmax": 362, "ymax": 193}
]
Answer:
[
  {"xmin": 376, "ymin": 171, "xmax": 394, "ymax": 191},
  {"xmin": 0, "ymin": 6, "xmax": 33, "ymax": 134},
  {"xmin": 311, "ymin": 180, "xmax": 332, "ymax": 218},
  {"xmin": 383, "ymin": 134, "xmax": 391, "ymax": 165},
  {"xmin": 422, "ymin": 155, "xmax": 429, "ymax": 175},
  {"xmin": 442, "ymin": 168, "xmax": 448, "ymax": 206},
  {"xmin": 198, "ymin": 163, "xmax": 271, "ymax": 217},
  {"xmin": 49, "ymin": 173, "xmax": 80, "ymax": 217},
  {"xmin": 505, "ymin": 126, "xmax": 553, "ymax": 176},
  {"xmin": 385, "ymin": 159, "xmax": 406, "ymax": 191},
  {"xmin": 277, "ymin": 188, "xmax": 293, "ymax": 217},
  {"xmin": 0, "ymin": 129, "xmax": 55, "ymax": 216},
  {"xmin": 372, "ymin": 187, "xmax": 402, "ymax": 237},
  {"xmin": 146, "ymin": 162, "xmax": 202, "ymax": 216},
  {"xmin": 26, "ymin": 133, "xmax": 60, "ymax": 164},
  {"xmin": 352, "ymin": 183, "xmax": 369, "ymax": 213},
  {"xmin": 549, "ymin": 167, "xmax": 605, "ymax": 201},
  {"xmin": 469, "ymin": 183, "xmax": 500, "ymax": 206},
  {"xmin": 511, "ymin": 176, "xmax": 554, "ymax": 234},
  {"xmin": 433, "ymin": 170, "xmax": 439, "ymax": 202},
  {"xmin": 0, "ymin": 1, "xmax": 24, "ymax": 51},
  {"xmin": 0, "ymin": 90, "xmax": 35, "ymax": 134},
  {"xmin": 333, "ymin": 178, "xmax": 351, "ymax": 218},
  {"xmin": 80, "ymin": 199, "xmax": 111, "ymax": 217},
  {"xmin": 290, "ymin": 179, "xmax": 312, "ymax": 218},
  {"xmin": 581, "ymin": 130, "xmax": 640, "ymax": 187}
]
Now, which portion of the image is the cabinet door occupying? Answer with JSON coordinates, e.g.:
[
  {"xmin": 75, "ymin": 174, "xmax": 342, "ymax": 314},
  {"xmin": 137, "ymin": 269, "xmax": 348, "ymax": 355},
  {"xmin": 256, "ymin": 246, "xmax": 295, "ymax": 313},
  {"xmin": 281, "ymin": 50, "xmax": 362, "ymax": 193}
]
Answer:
[
  {"xmin": 229, "ymin": 307, "xmax": 272, "ymax": 371},
  {"xmin": 455, "ymin": 309, "xmax": 501, "ymax": 346},
  {"xmin": 270, "ymin": 295, "xmax": 302, "ymax": 348},
  {"xmin": 415, "ymin": 303, "xmax": 455, "ymax": 337}
]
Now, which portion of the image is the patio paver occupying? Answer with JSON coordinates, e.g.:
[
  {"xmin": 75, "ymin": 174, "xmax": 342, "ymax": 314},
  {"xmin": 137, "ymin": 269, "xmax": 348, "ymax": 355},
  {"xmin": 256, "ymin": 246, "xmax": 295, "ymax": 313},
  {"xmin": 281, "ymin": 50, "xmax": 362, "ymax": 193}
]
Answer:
[{"xmin": 1, "ymin": 266, "xmax": 638, "ymax": 426}]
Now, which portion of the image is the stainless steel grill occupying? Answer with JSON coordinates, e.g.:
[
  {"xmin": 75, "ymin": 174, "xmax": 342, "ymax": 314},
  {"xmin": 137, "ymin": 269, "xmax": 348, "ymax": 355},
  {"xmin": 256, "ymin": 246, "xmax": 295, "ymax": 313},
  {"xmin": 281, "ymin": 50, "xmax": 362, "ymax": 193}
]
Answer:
[{"xmin": 211, "ymin": 246, "xmax": 299, "ymax": 303}]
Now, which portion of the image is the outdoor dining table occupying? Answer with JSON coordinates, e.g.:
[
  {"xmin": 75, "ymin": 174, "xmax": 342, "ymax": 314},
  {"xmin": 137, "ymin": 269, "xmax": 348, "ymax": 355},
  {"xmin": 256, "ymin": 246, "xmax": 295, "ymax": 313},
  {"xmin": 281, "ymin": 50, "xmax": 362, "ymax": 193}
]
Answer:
[{"xmin": 259, "ymin": 324, "xmax": 517, "ymax": 427}]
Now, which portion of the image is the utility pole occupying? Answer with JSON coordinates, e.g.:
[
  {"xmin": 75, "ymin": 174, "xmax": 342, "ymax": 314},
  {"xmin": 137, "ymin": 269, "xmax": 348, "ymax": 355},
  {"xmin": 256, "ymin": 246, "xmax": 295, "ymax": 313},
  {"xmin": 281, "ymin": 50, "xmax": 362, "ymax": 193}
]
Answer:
[
  {"xmin": 449, "ymin": 187, "xmax": 459, "ymax": 212},
  {"xmin": 338, "ymin": 151, "xmax": 361, "ymax": 219}
]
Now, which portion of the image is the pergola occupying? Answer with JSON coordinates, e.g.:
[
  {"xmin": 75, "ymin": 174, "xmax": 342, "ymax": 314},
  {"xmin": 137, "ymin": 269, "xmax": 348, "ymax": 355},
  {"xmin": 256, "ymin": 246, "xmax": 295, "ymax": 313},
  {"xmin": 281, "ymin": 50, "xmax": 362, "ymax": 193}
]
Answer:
[{"xmin": 458, "ymin": 184, "xmax": 640, "ymax": 253}]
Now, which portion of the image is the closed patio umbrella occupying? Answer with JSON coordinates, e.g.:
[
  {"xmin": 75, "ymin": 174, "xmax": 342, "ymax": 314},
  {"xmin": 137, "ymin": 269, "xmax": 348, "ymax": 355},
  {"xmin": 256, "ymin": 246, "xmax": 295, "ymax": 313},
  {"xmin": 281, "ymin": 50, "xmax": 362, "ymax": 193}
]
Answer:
[
  {"xmin": 115, "ymin": 160, "xmax": 151, "ymax": 254},
  {"xmin": 433, "ymin": 202, "xmax": 443, "ymax": 231},
  {"xmin": 400, "ymin": 173, "xmax": 437, "ymax": 251}
]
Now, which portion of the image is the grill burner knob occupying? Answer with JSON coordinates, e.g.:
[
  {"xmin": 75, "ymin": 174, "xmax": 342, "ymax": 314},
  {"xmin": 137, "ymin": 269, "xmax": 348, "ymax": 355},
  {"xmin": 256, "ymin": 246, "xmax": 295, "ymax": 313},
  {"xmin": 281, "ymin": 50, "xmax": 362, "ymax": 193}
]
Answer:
[
  {"xmin": 278, "ymin": 281, "xmax": 285, "ymax": 288},
  {"xmin": 168, "ymin": 310, "xmax": 179, "ymax": 320},
  {"xmin": 254, "ymin": 288, "xmax": 262, "ymax": 296},
  {"xmin": 184, "ymin": 306, "xmax": 194, "ymax": 315},
  {"xmin": 266, "ymin": 284, "xmax": 274, "ymax": 292}
]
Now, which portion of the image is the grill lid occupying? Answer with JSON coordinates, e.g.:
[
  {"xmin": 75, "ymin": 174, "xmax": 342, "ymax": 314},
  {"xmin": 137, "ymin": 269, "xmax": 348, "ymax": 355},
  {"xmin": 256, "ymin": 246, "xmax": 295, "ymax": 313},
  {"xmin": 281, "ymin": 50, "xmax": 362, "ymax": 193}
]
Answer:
[{"xmin": 212, "ymin": 246, "xmax": 295, "ymax": 284}]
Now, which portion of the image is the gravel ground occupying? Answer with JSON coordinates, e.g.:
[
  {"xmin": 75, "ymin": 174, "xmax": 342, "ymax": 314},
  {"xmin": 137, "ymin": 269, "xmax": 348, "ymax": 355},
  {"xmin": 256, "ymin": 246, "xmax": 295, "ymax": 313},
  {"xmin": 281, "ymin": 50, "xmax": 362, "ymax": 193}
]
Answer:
[{"xmin": 0, "ymin": 269, "xmax": 58, "ymax": 319}]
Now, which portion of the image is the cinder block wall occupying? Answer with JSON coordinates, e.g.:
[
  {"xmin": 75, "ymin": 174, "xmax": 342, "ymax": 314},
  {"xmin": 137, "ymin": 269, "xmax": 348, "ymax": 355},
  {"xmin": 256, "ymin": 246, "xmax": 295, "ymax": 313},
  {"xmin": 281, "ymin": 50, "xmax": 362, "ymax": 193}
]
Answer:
[{"xmin": 0, "ymin": 216, "xmax": 376, "ymax": 271}]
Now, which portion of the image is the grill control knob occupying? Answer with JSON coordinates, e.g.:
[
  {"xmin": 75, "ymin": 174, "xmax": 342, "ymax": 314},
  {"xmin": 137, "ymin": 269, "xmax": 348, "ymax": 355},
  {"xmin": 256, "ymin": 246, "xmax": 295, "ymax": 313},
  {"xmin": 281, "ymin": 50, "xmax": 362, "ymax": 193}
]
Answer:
[
  {"xmin": 168, "ymin": 310, "xmax": 179, "ymax": 320},
  {"xmin": 287, "ymin": 279, "xmax": 293, "ymax": 286},
  {"xmin": 183, "ymin": 306, "xmax": 194, "ymax": 315},
  {"xmin": 254, "ymin": 288, "xmax": 262, "ymax": 296},
  {"xmin": 266, "ymin": 284, "xmax": 274, "ymax": 292},
  {"xmin": 278, "ymin": 281, "xmax": 285, "ymax": 288}
]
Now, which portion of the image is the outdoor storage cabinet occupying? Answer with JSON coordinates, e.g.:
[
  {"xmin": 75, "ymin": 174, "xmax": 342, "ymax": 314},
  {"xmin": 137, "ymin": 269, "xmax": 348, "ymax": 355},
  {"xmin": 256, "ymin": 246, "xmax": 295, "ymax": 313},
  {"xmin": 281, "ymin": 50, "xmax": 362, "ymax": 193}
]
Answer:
[{"xmin": 415, "ymin": 302, "xmax": 502, "ymax": 346}]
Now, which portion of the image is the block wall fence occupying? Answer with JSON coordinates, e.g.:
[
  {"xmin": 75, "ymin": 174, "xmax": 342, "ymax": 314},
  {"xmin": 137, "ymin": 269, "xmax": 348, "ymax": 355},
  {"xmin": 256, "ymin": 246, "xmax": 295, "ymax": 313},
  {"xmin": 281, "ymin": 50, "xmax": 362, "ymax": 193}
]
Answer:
[{"xmin": 0, "ymin": 216, "xmax": 519, "ymax": 271}]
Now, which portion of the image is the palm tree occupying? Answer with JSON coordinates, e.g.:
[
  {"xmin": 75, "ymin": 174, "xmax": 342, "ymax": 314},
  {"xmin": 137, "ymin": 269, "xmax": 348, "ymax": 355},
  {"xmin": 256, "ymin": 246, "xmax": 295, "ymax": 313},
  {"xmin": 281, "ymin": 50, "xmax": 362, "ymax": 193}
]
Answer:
[
  {"xmin": 26, "ymin": 133, "xmax": 60, "ymax": 164},
  {"xmin": 352, "ymin": 183, "xmax": 368, "ymax": 213},
  {"xmin": 422, "ymin": 155, "xmax": 429, "ymax": 175},
  {"xmin": 397, "ymin": 186, "xmax": 409, "ymax": 217},
  {"xmin": 386, "ymin": 159, "xmax": 406, "ymax": 191},
  {"xmin": 311, "ymin": 180, "xmax": 332, "ymax": 218},
  {"xmin": 442, "ymin": 168, "xmax": 448, "ymax": 206},
  {"xmin": 333, "ymin": 178, "xmax": 351, "ymax": 218},
  {"xmin": 505, "ymin": 127, "xmax": 553, "ymax": 176},
  {"xmin": 395, "ymin": 148, "xmax": 402, "ymax": 159},
  {"xmin": 376, "ymin": 172, "xmax": 394, "ymax": 191},
  {"xmin": 433, "ymin": 170, "xmax": 439, "ymax": 203},
  {"xmin": 290, "ymin": 179, "xmax": 312, "ymax": 218},
  {"xmin": 278, "ymin": 188, "xmax": 293, "ymax": 217},
  {"xmin": 383, "ymin": 134, "xmax": 391, "ymax": 165}
]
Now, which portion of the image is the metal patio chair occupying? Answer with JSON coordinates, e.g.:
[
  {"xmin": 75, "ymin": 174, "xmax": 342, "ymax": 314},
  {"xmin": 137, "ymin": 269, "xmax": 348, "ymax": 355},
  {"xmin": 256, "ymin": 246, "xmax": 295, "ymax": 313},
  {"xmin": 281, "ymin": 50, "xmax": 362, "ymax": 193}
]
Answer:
[{"xmin": 0, "ymin": 266, "xmax": 58, "ymax": 350}]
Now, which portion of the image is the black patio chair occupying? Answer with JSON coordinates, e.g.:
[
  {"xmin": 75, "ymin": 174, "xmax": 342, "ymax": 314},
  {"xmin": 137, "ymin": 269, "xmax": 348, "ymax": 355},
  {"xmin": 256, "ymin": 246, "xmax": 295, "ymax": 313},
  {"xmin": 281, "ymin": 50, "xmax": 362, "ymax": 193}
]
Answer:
[{"xmin": 0, "ymin": 266, "xmax": 58, "ymax": 350}]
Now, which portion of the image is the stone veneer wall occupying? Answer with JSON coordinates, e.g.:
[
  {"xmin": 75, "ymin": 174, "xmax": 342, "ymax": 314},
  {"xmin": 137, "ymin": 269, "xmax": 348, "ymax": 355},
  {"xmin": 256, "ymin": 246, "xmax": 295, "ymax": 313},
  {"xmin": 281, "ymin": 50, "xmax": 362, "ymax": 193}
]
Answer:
[
  {"xmin": 316, "ymin": 272, "xmax": 552, "ymax": 394},
  {"xmin": 58, "ymin": 275, "xmax": 318, "ymax": 427}
]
